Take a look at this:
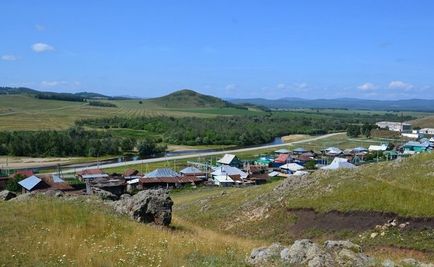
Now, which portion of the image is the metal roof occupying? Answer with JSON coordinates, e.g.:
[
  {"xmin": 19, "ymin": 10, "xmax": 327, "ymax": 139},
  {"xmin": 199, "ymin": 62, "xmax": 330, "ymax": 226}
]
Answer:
[
  {"xmin": 145, "ymin": 168, "xmax": 179, "ymax": 178},
  {"xmin": 52, "ymin": 175, "xmax": 65, "ymax": 183},
  {"xmin": 213, "ymin": 175, "xmax": 235, "ymax": 183},
  {"xmin": 211, "ymin": 165, "xmax": 248, "ymax": 179},
  {"xmin": 293, "ymin": 147, "xmax": 306, "ymax": 153},
  {"xmin": 217, "ymin": 154, "xmax": 236, "ymax": 165},
  {"xmin": 279, "ymin": 163, "xmax": 305, "ymax": 172},
  {"xmin": 321, "ymin": 158, "xmax": 355, "ymax": 170},
  {"xmin": 275, "ymin": 148, "xmax": 290, "ymax": 154},
  {"xmin": 179, "ymin": 166, "xmax": 202, "ymax": 174},
  {"xmin": 18, "ymin": 175, "xmax": 42, "ymax": 191},
  {"xmin": 82, "ymin": 173, "xmax": 109, "ymax": 179}
]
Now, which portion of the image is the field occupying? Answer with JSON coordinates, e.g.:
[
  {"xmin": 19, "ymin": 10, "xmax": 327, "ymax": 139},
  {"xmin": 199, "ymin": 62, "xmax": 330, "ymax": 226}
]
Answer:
[
  {"xmin": 0, "ymin": 95, "xmax": 262, "ymax": 131},
  {"xmin": 411, "ymin": 115, "xmax": 434, "ymax": 128}
]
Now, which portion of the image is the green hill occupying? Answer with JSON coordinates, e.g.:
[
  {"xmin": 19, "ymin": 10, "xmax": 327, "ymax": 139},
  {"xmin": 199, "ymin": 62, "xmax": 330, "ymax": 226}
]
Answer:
[{"xmin": 149, "ymin": 89, "xmax": 241, "ymax": 108}]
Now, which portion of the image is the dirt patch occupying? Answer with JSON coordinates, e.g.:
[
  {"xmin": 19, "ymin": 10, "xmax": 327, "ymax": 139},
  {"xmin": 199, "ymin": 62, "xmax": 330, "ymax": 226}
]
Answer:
[
  {"xmin": 281, "ymin": 134, "xmax": 310, "ymax": 143},
  {"xmin": 289, "ymin": 208, "xmax": 434, "ymax": 234}
]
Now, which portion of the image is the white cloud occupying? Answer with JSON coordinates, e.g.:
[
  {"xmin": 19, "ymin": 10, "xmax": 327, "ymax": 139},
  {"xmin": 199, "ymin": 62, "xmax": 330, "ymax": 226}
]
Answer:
[
  {"xmin": 35, "ymin": 24, "xmax": 45, "ymax": 31},
  {"xmin": 276, "ymin": 82, "xmax": 308, "ymax": 92},
  {"xmin": 357, "ymin": 82, "xmax": 377, "ymax": 91},
  {"xmin": 225, "ymin": 84, "xmax": 236, "ymax": 91},
  {"xmin": 41, "ymin": 81, "xmax": 80, "ymax": 88},
  {"xmin": 388, "ymin": 80, "xmax": 414, "ymax": 90},
  {"xmin": 1, "ymin": 55, "xmax": 17, "ymax": 61},
  {"xmin": 32, "ymin": 43, "xmax": 54, "ymax": 53}
]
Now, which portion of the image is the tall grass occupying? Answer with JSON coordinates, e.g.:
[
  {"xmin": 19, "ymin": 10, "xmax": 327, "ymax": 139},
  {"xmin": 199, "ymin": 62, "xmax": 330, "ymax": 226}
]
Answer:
[{"xmin": 0, "ymin": 197, "xmax": 261, "ymax": 266}]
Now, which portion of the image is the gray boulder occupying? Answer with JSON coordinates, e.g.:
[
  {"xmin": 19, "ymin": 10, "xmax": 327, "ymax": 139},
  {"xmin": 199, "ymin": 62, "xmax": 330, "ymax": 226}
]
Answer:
[
  {"xmin": 0, "ymin": 190, "xmax": 17, "ymax": 201},
  {"xmin": 247, "ymin": 243, "xmax": 284, "ymax": 265},
  {"xmin": 337, "ymin": 248, "xmax": 373, "ymax": 267},
  {"xmin": 93, "ymin": 188, "xmax": 119, "ymax": 201},
  {"xmin": 112, "ymin": 189, "xmax": 173, "ymax": 226},
  {"xmin": 324, "ymin": 240, "xmax": 362, "ymax": 253},
  {"xmin": 42, "ymin": 190, "xmax": 64, "ymax": 198},
  {"xmin": 281, "ymin": 239, "xmax": 333, "ymax": 266}
]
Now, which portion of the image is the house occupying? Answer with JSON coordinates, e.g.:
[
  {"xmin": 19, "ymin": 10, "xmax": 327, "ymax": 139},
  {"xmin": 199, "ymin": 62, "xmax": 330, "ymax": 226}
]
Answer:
[
  {"xmin": 39, "ymin": 175, "xmax": 74, "ymax": 191},
  {"xmin": 368, "ymin": 144, "xmax": 388, "ymax": 152},
  {"xmin": 179, "ymin": 166, "xmax": 206, "ymax": 179},
  {"xmin": 213, "ymin": 175, "xmax": 234, "ymax": 187},
  {"xmin": 323, "ymin": 147, "xmax": 343, "ymax": 156},
  {"xmin": 255, "ymin": 156, "xmax": 274, "ymax": 166},
  {"xmin": 279, "ymin": 163, "xmax": 305, "ymax": 173},
  {"xmin": 217, "ymin": 154, "xmax": 242, "ymax": 167},
  {"xmin": 139, "ymin": 168, "xmax": 201, "ymax": 189},
  {"xmin": 12, "ymin": 170, "xmax": 34, "ymax": 178},
  {"xmin": 320, "ymin": 157, "xmax": 356, "ymax": 170},
  {"xmin": 211, "ymin": 165, "xmax": 248, "ymax": 180},
  {"xmin": 420, "ymin": 128, "xmax": 434, "ymax": 135},
  {"xmin": 274, "ymin": 153, "xmax": 291, "ymax": 164},
  {"xmin": 17, "ymin": 174, "xmax": 73, "ymax": 193},
  {"xmin": 376, "ymin": 121, "xmax": 412, "ymax": 132},
  {"xmin": 402, "ymin": 141, "xmax": 430, "ymax": 153},
  {"xmin": 352, "ymin": 147, "xmax": 368, "ymax": 154},
  {"xmin": 76, "ymin": 169, "xmax": 109, "ymax": 181},
  {"xmin": 401, "ymin": 132, "xmax": 420, "ymax": 139}
]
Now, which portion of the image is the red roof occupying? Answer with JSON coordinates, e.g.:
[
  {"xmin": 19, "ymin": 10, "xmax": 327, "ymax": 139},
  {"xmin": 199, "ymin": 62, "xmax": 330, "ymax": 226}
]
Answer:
[
  {"xmin": 275, "ymin": 154, "xmax": 290, "ymax": 163},
  {"xmin": 13, "ymin": 170, "xmax": 34, "ymax": 178}
]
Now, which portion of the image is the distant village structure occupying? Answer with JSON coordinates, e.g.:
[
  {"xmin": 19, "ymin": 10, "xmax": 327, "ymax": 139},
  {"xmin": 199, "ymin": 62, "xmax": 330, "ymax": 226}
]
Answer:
[{"xmin": 376, "ymin": 121, "xmax": 412, "ymax": 132}]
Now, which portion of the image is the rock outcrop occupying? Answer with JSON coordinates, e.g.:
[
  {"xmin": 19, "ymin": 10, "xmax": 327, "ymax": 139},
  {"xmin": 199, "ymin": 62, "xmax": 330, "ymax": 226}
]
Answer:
[
  {"xmin": 0, "ymin": 190, "xmax": 17, "ymax": 201},
  {"xmin": 93, "ymin": 188, "xmax": 119, "ymax": 201},
  {"xmin": 248, "ymin": 239, "xmax": 373, "ymax": 266},
  {"xmin": 112, "ymin": 189, "xmax": 173, "ymax": 226}
]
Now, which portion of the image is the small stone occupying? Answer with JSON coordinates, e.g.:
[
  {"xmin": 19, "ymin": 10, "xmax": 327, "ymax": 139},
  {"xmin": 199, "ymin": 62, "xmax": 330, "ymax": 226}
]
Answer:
[{"xmin": 370, "ymin": 232, "xmax": 378, "ymax": 238}]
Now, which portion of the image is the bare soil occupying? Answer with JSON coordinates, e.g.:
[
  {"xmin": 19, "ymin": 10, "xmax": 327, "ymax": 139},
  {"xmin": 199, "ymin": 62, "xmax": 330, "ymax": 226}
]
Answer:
[{"xmin": 289, "ymin": 208, "xmax": 434, "ymax": 234}]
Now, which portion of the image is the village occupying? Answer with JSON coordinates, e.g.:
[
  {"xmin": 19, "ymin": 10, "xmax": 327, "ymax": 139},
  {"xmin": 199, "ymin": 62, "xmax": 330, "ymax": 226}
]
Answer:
[{"xmin": 1, "ymin": 121, "xmax": 433, "ymax": 201}]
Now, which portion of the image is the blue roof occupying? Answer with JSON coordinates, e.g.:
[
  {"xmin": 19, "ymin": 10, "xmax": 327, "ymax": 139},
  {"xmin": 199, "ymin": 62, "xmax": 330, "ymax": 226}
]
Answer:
[
  {"xmin": 18, "ymin": 175, "xmax": 42, "ymax": 191},
  {"xmin": 293, "ymin": 147, "xmax": 306, "ymax": 152},
  {"xmin": 145, "ymin": 168, "xmax": 179, "ymax": 178}
]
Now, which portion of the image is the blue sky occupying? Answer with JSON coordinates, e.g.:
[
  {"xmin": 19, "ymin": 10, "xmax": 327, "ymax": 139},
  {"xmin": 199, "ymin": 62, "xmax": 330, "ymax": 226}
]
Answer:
[{"xmin": 1, "ymin": 0, "xmax": 434, "ymax": 99}]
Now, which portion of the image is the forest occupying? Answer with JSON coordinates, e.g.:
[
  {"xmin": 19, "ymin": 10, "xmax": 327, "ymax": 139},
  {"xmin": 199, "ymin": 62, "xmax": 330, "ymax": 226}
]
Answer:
[
  {"xmin": 0, "ymin": 127, "xmax": 164, "ymax": 157},
  {"xmin": 76, "ymin": 112, "xmax": 397, "ymax": 146}
]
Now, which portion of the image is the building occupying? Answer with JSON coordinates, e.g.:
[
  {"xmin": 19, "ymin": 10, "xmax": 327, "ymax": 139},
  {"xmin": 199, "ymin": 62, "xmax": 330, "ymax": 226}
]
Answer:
[
  {"xmin": 420, "ymin": 128, "xmax": 434, "ymax": 135},
  {"xmin": 217, "ymin": 154, "xmax": 242, "ymax": 167},
  {"xmin": 279, "ymin": 163, "xmax": 305, "ymax": 173},
  {"xmin": 376, "ymin": 121, "xmax": 412, "ymax": 132},
  {"xmin": 76, "ymin": 169, "xmax": 109, "ymax": 181},
  {"xmin": 213, "ymin": 175, "xmax": 234, "ymax": 187},
  {"xmin": 139, "ymin": 168, "xmax": 201, "ymax": 189},
  {"xmin": 368, "ymin": 144, "xmax": 388, "ymax": 152},
  {"xmin": 321, "ymin": 158, "xmax": 356, "ymax": 170},
  {"xmin": 179, "ymin": 166, "xmax": 206, "ymax": 179}
]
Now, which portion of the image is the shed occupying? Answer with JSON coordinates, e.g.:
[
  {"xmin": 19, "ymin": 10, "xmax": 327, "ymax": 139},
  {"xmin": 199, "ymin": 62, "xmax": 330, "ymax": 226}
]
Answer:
[
  {"xmin": 217, "ymin": 154, "xmax": 241, "ymax": 167},
  {"xmin": 213, "ymin": 175, "xmax": 235, "ymax": 187},
  {"xmin": 321, "ymin": 158, "xmax": 355, "ymax": 170},
  {"xmin": 18, "ymin": 175, "xmax": 44, "ymax": 192}
]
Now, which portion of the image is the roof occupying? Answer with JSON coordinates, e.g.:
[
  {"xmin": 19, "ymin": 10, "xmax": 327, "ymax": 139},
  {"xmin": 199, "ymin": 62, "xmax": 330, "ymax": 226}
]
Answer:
[
  {"xmin": 51, "ymin": 175, "xmax": 64, "ymax": 183},
  {"xmin": 353, "ymin": 147, "xmax": 368, "ymax": 152},
  {"xmin": 324, "ymin": 147, "xmax": 343, "ymax": 155},
  {"xmin": 127, "ymin": 178, "xmax": 140, "ymax": 184},
  {"xmin": 179, "ymin": 166, "xmax": 203, "ymax": 175},
  {"xmin": 81, "ymin": 173, "xmax": 109, "ymax": 179},
  {"xmin": 279, "ymin": 163, "xmax": 305, "ymax": 172},
  {"xmin": 211, "ymin": 165, "xmax": 248, "ymax": 179},
  {"xmin": 368, "ymin": 144, "xmax": 388, "ymax": 151},
  {"xmin": 145, "ymin": 168, "xmax": 180, "ymax": 178},
  {"xmin": 275, "ymin": 154, "xmax": 290, "ymax": 163},
  {"xmin": 268, "ymin": 171, "xmax": 280, "ymax": 177},
  {"xmin": 217, "ymin": 154, "xmax": 236, "ymax": 165},
  {"xmin": 275, "ymin": 148, "xmax": 290, "ymax": 154},
  {"xmin": 293, "ymin": 147, "xmax": 306, "ymax": 153},
  {"xmin": 321, "ymin": 158, "xmax": 356, "ymax": 170},
  {"xmin": 213, "ymin": 175, "xmax": 235, "ymax": 183},
  {"xmin": 123, "ymin": 169, "xmax": 139, "ymax": 177},
  {"xmin": 18, "ymin": 175, "xmax": 42, "ymax": 191},
  {"xmin": 403, "ymin": 141, "xmax": 430, "ymax": 148},
  {"xmin": 140, "ymin": 176, "xmax": 200, "ymax": 184},
  {"xmin": 77, "ymin": 169, "xmax": 105, "ymax": 176},
  {"xmin": 13, "ymin": 170, "xmax": 34, "ymax": 178}
]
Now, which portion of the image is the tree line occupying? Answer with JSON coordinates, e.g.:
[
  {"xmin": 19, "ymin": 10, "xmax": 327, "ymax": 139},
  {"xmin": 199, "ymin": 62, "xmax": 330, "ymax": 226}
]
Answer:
[{"xmin": 0, "ymin": 127, "xmax": 165, "ymax": 157}]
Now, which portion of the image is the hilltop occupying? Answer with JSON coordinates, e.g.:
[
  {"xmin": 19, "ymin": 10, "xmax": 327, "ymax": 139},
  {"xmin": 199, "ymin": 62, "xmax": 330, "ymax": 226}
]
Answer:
[{"xmin": 149, "ymin": 89, "xmax": 241, "ymax": 108}]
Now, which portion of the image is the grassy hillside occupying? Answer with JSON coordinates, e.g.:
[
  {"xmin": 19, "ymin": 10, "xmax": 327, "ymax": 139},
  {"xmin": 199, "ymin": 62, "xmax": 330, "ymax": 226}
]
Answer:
[
  {"xmin": 149, "ymin": 89, "xmax": 241, "ymax": 108},
  {"xmin": 173, "ymin": 153, "xmax": 434, "ymax": 255},
  {"xmin": 411, "ymin": 115, "xmax": 434, "ymax": 128},
  {"xmin": 0, "ymin": 197, "xmax": 262, "ymax": 266}
]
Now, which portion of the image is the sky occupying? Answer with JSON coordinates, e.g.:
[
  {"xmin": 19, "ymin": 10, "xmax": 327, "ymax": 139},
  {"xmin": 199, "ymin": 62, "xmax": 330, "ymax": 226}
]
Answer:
[{"xmin": 1, "ymin": 0, "xmax": 434, "ymax": 100}]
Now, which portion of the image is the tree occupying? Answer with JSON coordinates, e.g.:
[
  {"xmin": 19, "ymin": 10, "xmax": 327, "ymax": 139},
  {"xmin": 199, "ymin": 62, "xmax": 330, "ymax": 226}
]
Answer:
[
  {"xmin": 6, "ymin": 174, "xmax": 25, "ymax": 192},
  {"xmin": 138, "ymin": 137, "xmax": 165, "ymax": 157},
  {"xmin": 121, "ymin": 137, "xmax": 136, "ymax": 152},
  {"xmin": 347, "ymin": 125, "xmax": 361, "ymax": 138}
]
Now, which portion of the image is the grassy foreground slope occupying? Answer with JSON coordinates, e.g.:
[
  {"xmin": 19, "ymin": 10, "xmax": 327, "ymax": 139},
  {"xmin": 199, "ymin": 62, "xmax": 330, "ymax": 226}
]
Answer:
[
  {"xmin": 174, "ymin": 153, "xmax": 434, "ymax": 254},
  {"xmin": 0, "ymin": 197, "xmax": 261, "ymax": 266}
]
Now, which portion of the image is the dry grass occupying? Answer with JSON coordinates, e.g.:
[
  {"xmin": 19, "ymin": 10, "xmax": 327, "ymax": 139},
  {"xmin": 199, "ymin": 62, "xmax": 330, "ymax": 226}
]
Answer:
[{"xmin": 0, "ymin": 196, "xmax": 262, "ymax": 267}]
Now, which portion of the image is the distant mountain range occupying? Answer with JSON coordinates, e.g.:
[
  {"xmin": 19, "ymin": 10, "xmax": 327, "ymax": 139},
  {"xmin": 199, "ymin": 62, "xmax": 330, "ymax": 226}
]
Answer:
[
  {"xmin": 0, "ymin": 87, "xmax": 132, "ymax": 100},
  {"xmin": 2, "ymin": 86, "xmax": 434, "ymax": 112},
  {"xmin": 229, "ymin": 97, "xmax": 434, "ymax": 112}
]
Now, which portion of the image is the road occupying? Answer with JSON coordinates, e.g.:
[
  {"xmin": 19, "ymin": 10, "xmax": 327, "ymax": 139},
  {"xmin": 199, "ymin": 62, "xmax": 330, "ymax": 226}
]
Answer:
[{"xmin": 59, "ymin": 132, "xmax": 344, "ymax": 174}]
